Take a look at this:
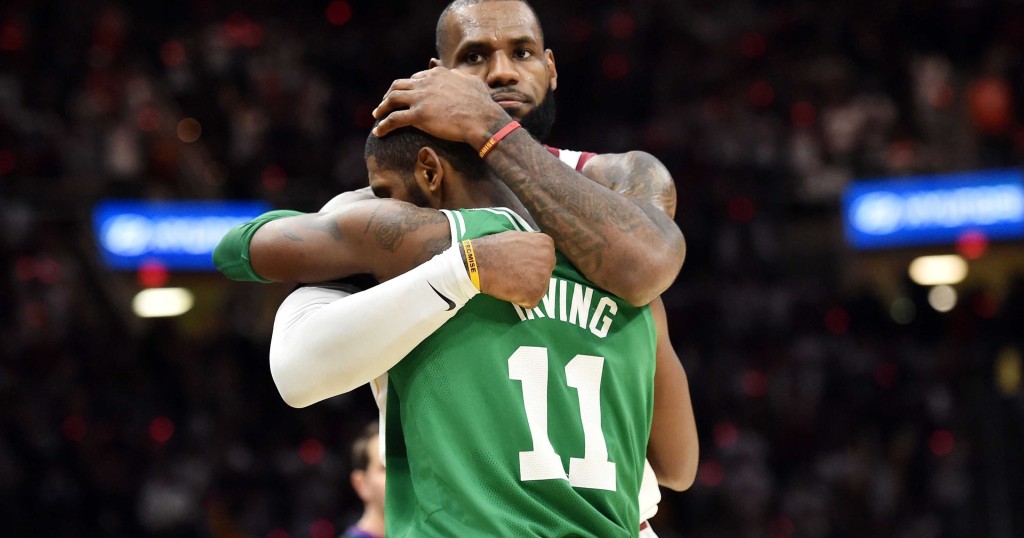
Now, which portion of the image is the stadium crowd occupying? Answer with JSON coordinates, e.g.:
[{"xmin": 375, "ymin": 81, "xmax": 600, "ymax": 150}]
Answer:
[{"xmin": 1, "ymin": 0, "xmax": 1022, "ymax": 536}]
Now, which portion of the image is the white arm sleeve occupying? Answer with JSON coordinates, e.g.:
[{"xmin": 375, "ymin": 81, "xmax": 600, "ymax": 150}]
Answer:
[{"xmin": 269, "ymin": 244, "xmax": 478, "ymax": 408}]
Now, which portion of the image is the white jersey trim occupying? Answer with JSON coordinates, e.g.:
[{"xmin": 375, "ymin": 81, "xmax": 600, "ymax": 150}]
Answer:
[{"xmin": 557, "ymin": 149, "xmax": 584, "ymax": 170}]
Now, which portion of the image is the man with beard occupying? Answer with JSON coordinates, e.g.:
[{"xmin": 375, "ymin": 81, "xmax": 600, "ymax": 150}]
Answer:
[
  {"xmin": 215, "ymin": 0, "xmax": 696, "ymax": 534},
  {"xmin": 240, "ymin": 124, "xmax": 668, "ymax": 536}
]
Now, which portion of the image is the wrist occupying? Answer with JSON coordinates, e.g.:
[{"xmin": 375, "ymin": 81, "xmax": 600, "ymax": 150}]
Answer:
[{"xmin": 468, "ymin": 108, "xmax": 515, "ymax": 150}]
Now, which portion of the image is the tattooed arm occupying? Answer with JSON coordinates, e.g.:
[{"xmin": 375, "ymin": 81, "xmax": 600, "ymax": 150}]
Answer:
[
  {"xmin": 250, "ymin": 199, "xmax": 452, "ymax": 284},
  {"xmin": 480, "ymin": 125, "xmax": 684, "ymax": 306},
  {"xmin": 373, "ymin": 67, "xmax": 684, "ymax": 306}
]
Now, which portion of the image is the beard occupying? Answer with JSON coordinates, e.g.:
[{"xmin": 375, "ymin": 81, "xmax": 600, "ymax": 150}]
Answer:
[{"xmin": 517, "ymin": 87, "xmax": 556, "ymax": 142}]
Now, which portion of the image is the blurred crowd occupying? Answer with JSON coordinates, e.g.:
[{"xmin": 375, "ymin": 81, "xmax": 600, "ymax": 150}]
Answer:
[{"xmin": 2, "ymin": 0, "xmax": 1023, "ymax": 536}]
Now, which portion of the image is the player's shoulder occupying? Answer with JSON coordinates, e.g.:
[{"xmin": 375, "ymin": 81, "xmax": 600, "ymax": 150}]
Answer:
[{"xmin": 318, "ymin": 187, "xmax": 377, "ymax": 213}]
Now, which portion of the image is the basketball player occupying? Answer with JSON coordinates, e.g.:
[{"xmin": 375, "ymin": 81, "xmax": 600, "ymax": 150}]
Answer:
[
  {"xmin": 255, "ymin": 125, "xmax": 659, "ymax": 536},
  {"xmin": 214, "ymin": 0, "xmax": 697, "ymax": 492}
]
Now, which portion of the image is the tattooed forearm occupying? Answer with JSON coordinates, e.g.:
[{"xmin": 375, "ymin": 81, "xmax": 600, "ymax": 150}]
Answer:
[
  {"xmin": 366, "ymin": 201, "xmax": 448, "ymax": 254},
  {"xmin": 483, "ymin": 124, "xmax": 684, "ymax": 304}
]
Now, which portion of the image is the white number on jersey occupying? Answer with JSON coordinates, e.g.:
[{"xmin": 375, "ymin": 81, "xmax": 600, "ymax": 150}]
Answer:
[{"xmin": 508, "ymin": 346, "xmax": 617, "ymax": 491}]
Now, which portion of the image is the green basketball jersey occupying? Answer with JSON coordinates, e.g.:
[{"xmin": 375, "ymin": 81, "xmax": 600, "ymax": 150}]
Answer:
[{"xmin": 384, "ymin": 208, "xmax": 656, "ymax": 537}]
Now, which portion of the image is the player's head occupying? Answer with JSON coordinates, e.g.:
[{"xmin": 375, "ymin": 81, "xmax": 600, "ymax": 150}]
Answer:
[
  {"xmin": 364, "ymin": 124, "xmax": 489, "ymax": 208},
  {"xmin": 431, "ymin": 0, "xmax": 557, "ymax": 141},
  {"xmin": 350, "ymin": 422, "xmax": 385, "ymax": 515}
]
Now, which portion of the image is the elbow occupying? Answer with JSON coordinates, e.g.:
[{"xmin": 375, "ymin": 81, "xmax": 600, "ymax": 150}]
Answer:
[
  {"xmin": 269, "ymin": 349, "xmax": 317, "ymax": 409},
  {"xmin": 655, "ymin": 457, "xmax": 698, "ymax": 492},
  {"xmin": 650, "ymin": 440, "xmax": 699, "ymax": 492},
  {"xmin": 658, "ymin": 466, "xmax": 697, "ymax": 492},
  {"xmin": 617, "ymin": 243, "xmax": 686, "ymax": 307}
]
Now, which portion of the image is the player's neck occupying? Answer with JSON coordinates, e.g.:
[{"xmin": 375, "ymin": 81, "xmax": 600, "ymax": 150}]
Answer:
[{"xmin": 446, "ymin": 179, "xmax": 538, "ymax": 228}]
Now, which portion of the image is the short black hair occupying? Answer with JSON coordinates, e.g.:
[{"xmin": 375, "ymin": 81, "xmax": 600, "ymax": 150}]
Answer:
[
  {"xmin": 351, "ymin": 422, "xmax": 378, "ymax": 471},
  {"xmin": 364, "ymin": 125, "xmax": 487, "ymax": 181},
  {"xmin": 435, "ymin": 0, "xmax": 543, "ymax": 59}
]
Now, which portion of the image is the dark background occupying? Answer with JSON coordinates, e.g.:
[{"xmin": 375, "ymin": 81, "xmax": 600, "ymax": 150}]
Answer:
[{"xmin": 2, "ymin": 0, "xmax": 1023, "ymax": 536}]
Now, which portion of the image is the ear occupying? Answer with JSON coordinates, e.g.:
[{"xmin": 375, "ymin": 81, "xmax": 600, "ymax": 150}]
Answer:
[
  {"xmin": 429, "ymin": 57, "xmax": 442, "ymax": 69},
  {"xmin": 351, "ymin": 470, "xmax": 368, "ymax": 501},
  {"xmin": 545, "ymin": 49, "xmax": 558, "ymax": 92},
  {"xmin": 415, "ymin": 147, "xmax": 446, "ymax": 201}
]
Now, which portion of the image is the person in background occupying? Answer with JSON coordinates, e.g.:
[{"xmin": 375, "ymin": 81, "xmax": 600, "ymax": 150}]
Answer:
[{"xmin": 343, "ymin": 422, "xmax": 385, "ymax": 538}]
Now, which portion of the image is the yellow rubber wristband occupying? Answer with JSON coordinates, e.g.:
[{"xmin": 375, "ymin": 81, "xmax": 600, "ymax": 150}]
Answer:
[{"xmin": 461, "ymin": 239, "xmax": 481, "ymax": 291}]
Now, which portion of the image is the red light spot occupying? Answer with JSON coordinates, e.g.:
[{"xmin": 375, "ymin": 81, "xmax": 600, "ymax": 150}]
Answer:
[
  {"xmin": 739, "ymin": 32, "xmax": 766, "ymax": 59},
  {"xmin": 138, "ymin": 259, "xmax": 169, "ymax": 288},
  {"xmin": 742, "ymin": 370, "xmax": 769, "ymax": 398},
  {"xmin": 825, "ymin": 307, "xmax": 850, "ymax": 335},
  {"xmin": 0, "ymin": 23, "xmax": 23, "ymax": 52},
  {"xmin": 63, "ymin": 416, "xmax": 88, "ymax": 442},
  {"xmin": 149, "ymin": 417, "xmax": 175, "ymax": 444},
  {"xmin": 326, "ymin": 1, "xmax": 353, "ymax": 26},
  {"xmin": 727, "ymin": 197, "xmax": 755, "ymax": 223},
  {"xmin": 928, "ymin": 430, "xmax": 954, "ymax": 456},
  {"xmin": 137, "ymin": 107, "xmax": 161, "ymax": 132},
  {"xmin": 160, "ymin": 40, "xmax": 185, "ymax": 67},
  {"xmin": 0, "ymin": 149, "xmax": 15, "ymax": 175},
  {"xmin": 973, "ymin": 293, "xmax": 998, "ymax": 319},
  {"xmin": 602, "ymin": 54, "xmax": 630, "ymax": 80},
  {"xmin": 261, "ymin": 164, "xmax": 287, "ymax": 192},
  {"xmin": 747, "ymin": 80, "xmax": 775, "ymax": 108},
  {"xmin": 310, "ymin": 519, "xmax": 335, "ymax": 538},
  {"xmin": 300, "ymin": 439, "xmax": 325, "ymax": 465},
  {"xmin": 769, "ymin": 515, "xmax": 795, "ymax": 538},
  {"xmin": 713, "ymin": 422, "xmax": 738, "ymax": 448},
  {"xmin": 956, "ymin": 230, "xmax": 988, "ymax": 260},
  {"xmin": 874, "ymin": 362, "xmax": 899, "ymax": 388},
  {"xmin": 697, "ymin": 460, "xmax": 724, "ymax": 487},
  {"xmin": 266, "ymin": 530, "xmax": 290, "ymax": 538},
  {"xmin": 967, "ymin": 77, "xmax": 1012, "ymax": 134},
  {"xmin": 608, "ymin": 13, "xmax": 635, "ymax": 39},
  {"xmin": 791, "ymin": 101, "xmax": 816, "ymax": 128},
  {"xmin": 223, "ymin": 13, "xmax": 264, "ymax": 48},
  {"xmin": 565, "ymin": 18, "xmax": 593, "ymax": 44}
]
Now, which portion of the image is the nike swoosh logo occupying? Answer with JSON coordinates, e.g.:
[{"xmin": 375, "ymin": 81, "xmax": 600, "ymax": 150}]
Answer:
[{"xmin": 429, "ymin": 283, "xmax": 456, "ymax": 311}]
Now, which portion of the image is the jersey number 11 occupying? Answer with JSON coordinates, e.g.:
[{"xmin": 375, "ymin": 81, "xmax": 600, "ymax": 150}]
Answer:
[{"xmin": 509, "ymin": 345, "xmax": 617, "ymax": 491}]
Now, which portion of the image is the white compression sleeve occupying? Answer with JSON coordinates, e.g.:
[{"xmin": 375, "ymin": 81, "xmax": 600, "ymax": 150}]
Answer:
[{"xmin": 269, "ymin": 244, "xmax": 478, "ymax": 408}]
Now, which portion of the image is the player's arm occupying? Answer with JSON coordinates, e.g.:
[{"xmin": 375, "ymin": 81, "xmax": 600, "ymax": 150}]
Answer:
[
  {"xmin": 249, "ymin": 199, "xmax": 453, "ymax": 284},
  {"xmin": 267, "ymin": 229, "xmax": 556, "ymax": 408},
  {"xmin": 373, "ymin": 68, "xmax": 684, "ymax": 306},
  {"xmin": 269, "ymin": 249, "xmax": 470, "ymax": 408},
  {"xmin": 646, "ymin": 297, "xmax": 699, "ymax": 491}
]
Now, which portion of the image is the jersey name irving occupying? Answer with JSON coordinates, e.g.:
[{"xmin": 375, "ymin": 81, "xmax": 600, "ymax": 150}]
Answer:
[{"xmin": 511, "ymin": 277, "xmax": 618, "ymax": 338}]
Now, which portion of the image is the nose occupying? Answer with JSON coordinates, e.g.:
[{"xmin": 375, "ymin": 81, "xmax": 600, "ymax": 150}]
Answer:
[{"xmin": 485, "ymin": 51, "xmax": 519, "ymax": 88}]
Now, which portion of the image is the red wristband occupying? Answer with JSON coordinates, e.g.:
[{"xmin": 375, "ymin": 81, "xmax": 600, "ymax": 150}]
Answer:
[{"xmin": 478, "ymin": 121, "xmax": 522, "ymax": 158}]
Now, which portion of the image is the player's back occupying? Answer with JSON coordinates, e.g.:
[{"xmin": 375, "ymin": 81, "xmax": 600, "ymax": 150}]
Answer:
[{"xmin": 384, "ymin": 207, "xmax": 657, "ymax": 537}]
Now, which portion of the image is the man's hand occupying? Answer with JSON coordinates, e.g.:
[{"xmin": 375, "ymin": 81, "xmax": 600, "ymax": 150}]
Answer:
[
  {"xmin": 372, "ymin": 67, "xmax": 509, "ymax": 149},
  {"xmin": 472, "ymin": 231, "xmax": 555, "ymax": 308}
]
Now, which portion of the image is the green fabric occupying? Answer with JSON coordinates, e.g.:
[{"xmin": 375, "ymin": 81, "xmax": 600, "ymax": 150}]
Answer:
[
  {"xmin": 385, "ymin": 208, "xmax": 656, "ymax": 537},
  {"xmin": 213, "ymin": 210, "xmax": 305, "ymax": 282}
]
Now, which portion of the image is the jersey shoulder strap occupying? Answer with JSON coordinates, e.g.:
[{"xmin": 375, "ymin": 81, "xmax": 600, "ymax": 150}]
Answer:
[
  {"xmin": 544, "ymin": 145, "xmax": 598, "ymax": 172},
  {"xmin": 441, "ymin": 207, "xmax": 537, "ymax": 242}
]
